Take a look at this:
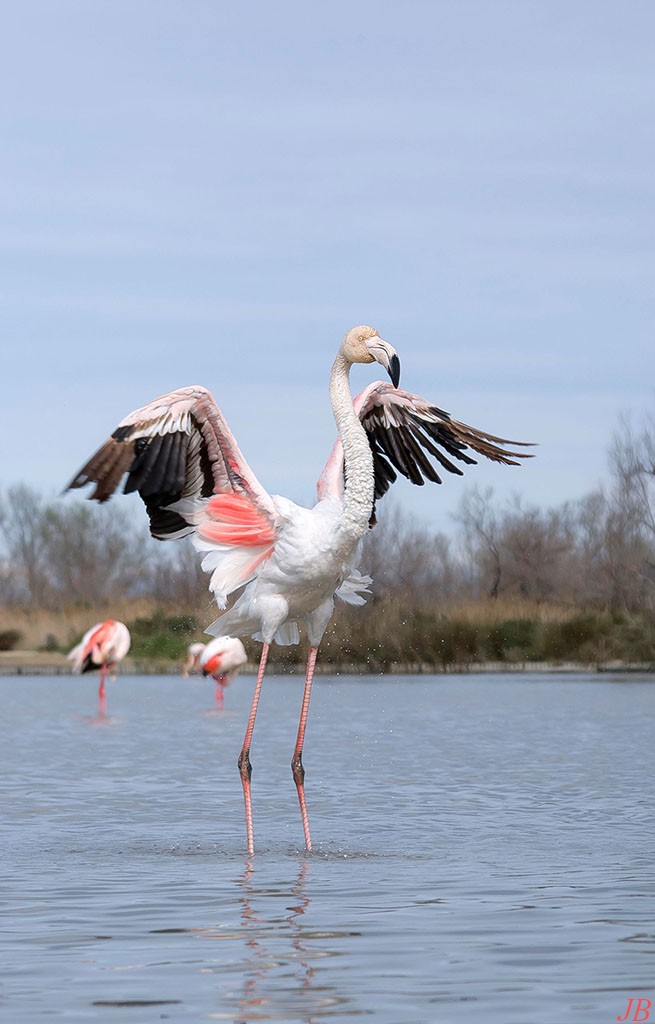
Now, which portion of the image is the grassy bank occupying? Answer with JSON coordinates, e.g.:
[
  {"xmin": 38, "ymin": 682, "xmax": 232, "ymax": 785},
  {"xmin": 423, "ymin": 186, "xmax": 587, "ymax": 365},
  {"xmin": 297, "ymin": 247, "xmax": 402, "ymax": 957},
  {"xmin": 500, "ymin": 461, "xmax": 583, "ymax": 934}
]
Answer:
[{"xmin": 1, "ymin": 597, "xmax": 654, "ymax": 672}]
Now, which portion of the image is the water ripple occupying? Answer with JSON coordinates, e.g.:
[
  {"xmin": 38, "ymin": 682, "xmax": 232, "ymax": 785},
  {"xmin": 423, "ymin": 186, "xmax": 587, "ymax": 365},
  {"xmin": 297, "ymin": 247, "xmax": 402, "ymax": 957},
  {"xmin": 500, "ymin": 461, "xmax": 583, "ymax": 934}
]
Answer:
[{"xmin": 1, "ymin": 673, "xmax": 654, "ymax": 1022}]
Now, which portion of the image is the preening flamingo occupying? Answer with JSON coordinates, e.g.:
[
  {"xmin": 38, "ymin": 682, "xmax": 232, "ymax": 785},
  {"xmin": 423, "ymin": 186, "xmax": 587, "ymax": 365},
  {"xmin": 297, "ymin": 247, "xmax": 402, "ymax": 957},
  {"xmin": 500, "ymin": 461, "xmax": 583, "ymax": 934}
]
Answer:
[
  {"xmin": 67, "ymin": 619, "xmax": 131, "ymax": 715},
  {"xmin": 67, "ymin": 324, "xmax": 531, "ymax": 852},
  {"xmin": 183, "ymin": 641, "xmax": 206, "ymax": 677},
  {"xmin": 199, "ymin": 636, "xmax": 248, "ymax": 708}
]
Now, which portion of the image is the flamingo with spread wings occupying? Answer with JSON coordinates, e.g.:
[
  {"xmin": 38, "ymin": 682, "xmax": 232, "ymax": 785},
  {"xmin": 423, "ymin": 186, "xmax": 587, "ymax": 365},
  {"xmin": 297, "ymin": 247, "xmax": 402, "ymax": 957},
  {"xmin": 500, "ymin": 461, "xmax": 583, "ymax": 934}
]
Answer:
[
  {"xmin": 67, "ymin": 325, "xmax": 531, "ymax": 852},
  {"xmin": 68, "ymin": 619, "xmax": 131, "ymax": 716}
]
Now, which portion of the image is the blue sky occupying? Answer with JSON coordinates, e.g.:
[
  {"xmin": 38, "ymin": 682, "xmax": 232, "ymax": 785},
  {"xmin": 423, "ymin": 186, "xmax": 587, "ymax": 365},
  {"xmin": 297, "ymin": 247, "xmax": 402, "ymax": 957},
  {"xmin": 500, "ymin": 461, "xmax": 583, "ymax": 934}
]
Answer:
[{"xmin": 1, "ymin": 1, "xmax": 653, "ymax": 531}]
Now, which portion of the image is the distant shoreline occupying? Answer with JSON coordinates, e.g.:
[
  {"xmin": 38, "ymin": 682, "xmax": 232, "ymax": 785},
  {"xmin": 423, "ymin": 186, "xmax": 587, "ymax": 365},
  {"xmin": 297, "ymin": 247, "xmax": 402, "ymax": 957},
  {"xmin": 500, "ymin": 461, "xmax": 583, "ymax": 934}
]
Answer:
[{"xmin": 0, "ymin": 652, "xmax": 653, "ymax": 677}]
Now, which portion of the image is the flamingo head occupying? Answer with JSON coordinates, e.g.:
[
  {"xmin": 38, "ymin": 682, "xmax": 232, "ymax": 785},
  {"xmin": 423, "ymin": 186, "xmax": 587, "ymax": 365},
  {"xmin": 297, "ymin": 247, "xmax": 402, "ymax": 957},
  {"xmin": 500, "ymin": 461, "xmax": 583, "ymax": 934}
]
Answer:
[{"xmin": 340, "ymin": 325, "xmax": 401, "ymax": 387}]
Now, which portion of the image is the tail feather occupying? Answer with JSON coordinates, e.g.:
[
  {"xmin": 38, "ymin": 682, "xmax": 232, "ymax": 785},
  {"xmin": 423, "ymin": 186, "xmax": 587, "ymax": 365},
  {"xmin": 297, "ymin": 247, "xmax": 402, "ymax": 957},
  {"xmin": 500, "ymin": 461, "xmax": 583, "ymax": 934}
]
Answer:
[
  {"xmin": 335, "ymin": 570, "xmax": 373, "ymax": 606},
  {"xmin": 206, "ymin": 609, "xmax": 259, "ymax": 640}
]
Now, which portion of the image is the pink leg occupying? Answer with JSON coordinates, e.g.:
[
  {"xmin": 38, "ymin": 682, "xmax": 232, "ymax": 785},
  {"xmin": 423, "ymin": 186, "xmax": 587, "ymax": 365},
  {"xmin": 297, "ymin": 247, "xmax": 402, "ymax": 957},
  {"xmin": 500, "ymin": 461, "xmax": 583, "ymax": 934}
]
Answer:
[
  {"xmin": 98, "ymin": 664, "xmax": 107, "ymax": 716},
  {"xmin": 215, "ymin": 681, "xmax": 225, "ymax": 708},
  {"xmin": 238, "ymin": 643, "xmax": 269, "ymax": 855},
  {"xmin": 292, "ymin": 646, "xmax": 318, "ymax": 852}
]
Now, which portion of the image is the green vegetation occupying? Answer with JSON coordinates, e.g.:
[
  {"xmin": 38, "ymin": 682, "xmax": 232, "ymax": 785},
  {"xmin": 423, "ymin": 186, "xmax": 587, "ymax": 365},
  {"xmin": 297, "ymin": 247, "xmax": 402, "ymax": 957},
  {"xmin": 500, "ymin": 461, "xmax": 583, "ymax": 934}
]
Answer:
[
  {"xmin": 322, "ymin": 606, "xmax": 655, "ymax": 669},
  {"xmin": 127, "ymin": 612, "xmax": 201, "ymax": 662},
  {"xmin": 1, "ymin": 599, "xmax": 654, "ymax": 670}
]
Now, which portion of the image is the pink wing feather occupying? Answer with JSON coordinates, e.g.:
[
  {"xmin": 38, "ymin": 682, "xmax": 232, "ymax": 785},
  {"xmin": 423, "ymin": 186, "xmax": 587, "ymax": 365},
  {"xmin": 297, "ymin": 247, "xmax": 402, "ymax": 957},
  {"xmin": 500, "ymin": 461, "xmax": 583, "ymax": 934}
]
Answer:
[{"xmin": 67, "ymin": 386, "xmax": 278, "ymax": 604}]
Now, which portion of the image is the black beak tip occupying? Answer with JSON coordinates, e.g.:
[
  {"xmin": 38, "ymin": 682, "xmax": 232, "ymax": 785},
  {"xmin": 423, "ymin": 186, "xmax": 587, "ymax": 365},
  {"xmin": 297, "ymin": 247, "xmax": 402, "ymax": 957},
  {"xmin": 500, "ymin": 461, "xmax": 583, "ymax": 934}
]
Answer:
[{"xmin": 388, "ymin": 354, "xmax": 401, "ymax": 388}]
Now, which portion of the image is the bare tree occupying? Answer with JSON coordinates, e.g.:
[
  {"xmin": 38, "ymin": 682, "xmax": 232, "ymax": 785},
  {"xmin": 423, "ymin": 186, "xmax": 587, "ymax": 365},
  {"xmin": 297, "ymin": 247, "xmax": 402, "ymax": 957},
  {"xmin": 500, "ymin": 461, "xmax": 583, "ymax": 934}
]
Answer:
[
  {"xmin": 610, "ymin": 411, "xmax": 655, "ymax": 543},
  {"xmin": 0, "ymin": 486, "xmax": 156, "ymax": 608},
  {"xmin": 42, "ymin": 501, "xmax": 150, "ymax": 606},
  {"xmin": 610, "ymin": 413, "xmax": 655, "ymax": 606},
  {"xmin": 144, "ymin": 538, "xmax": 212, "ymax": 610},
  {"xmin": 453, "ymin": 487, "xmax": 502, "ymax": 598},
  {"xmin": 360, "ymin": 503, "xmax": 458, "ymax": 604},
  {"xmin": 0, "ymin": 485, "xmax": 51, "ymax": 605},
  {"xmin": 497, "ymin": 498, "xmax": 575, "ymax": 603}
]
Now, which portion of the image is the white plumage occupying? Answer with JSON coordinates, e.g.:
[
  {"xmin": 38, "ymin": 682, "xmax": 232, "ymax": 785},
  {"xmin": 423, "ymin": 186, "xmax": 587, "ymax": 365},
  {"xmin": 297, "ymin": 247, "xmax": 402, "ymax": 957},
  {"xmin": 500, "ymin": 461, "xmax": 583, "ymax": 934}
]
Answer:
[
  {"xmin": 68, "ymin": 325, "xmax": 530, "ymax": 851},
  {"xmin": 67, "ymin": 619, "xmax": 131, "ymax": 674},
  {"xmin": 199, "ymin": 635, "xmax": 248, "ymax": 681},
  {"xmin": 67, "ymin": 619, "xmax": 131, "ymax": 716}
]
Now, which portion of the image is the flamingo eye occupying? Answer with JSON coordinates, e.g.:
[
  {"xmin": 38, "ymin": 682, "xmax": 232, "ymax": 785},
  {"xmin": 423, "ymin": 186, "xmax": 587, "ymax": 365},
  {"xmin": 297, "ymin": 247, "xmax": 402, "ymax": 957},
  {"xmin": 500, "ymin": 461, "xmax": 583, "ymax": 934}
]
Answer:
[{"xmin": 359, "ymin": 334, "xmax": 364, "ymax": 342}]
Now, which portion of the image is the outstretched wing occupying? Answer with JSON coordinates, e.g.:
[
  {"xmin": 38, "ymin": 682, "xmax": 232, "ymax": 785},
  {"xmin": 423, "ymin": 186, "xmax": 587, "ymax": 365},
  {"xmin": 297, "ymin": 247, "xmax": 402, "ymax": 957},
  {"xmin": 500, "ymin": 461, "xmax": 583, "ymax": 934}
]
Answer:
[
  {"xmin": 67, "ymin": 385, "xmax": 278, "ymax": 606},
  {"xmin": 317, "ymin": 381, "xmax": 534, "ymax": 524}
]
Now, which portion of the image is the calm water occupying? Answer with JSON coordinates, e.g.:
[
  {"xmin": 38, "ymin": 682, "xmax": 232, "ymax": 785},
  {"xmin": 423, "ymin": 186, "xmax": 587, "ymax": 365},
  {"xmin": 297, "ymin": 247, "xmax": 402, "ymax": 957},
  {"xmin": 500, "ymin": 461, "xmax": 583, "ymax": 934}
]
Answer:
[{"xmin": 1, "ymin": 672, "xmax": 654, "ymax": 1023}]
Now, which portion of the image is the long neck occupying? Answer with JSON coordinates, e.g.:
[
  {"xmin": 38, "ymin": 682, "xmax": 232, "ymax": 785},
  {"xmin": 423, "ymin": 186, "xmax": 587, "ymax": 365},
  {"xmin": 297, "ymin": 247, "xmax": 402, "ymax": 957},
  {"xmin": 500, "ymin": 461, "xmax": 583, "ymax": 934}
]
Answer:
[{"xmin": 329, "ymin": 351, "xmax": 375, "ymax": 539}]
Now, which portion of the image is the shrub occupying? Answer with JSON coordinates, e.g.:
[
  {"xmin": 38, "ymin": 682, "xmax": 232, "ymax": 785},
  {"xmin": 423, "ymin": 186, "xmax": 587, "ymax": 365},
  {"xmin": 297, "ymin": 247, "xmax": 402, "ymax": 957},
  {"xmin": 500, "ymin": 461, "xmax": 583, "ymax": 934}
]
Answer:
[
  {"xmin": 127, "ymin": 611, "xmax": 200, "ymax": 660},
  {"xmin": 426, "ymin": 618, "xmax": 480, "ymax": 667},
  {"xmin": 0, "ymin": 629, "xmax": 22, "ymax": 651},
  {"xmin": 485, "ymin": 619, "xmax": 539, "ymax": 661},
  {"xmin": 40, "ymin": 633, "xmax": 60, "ymax": 652},
  {"xmin": 611, "ymin": 616, "xmax": 655, "ymax": 662},
  {"xmin": 539, "ymin": 613, "xmax": 606, "ymax": 661}
]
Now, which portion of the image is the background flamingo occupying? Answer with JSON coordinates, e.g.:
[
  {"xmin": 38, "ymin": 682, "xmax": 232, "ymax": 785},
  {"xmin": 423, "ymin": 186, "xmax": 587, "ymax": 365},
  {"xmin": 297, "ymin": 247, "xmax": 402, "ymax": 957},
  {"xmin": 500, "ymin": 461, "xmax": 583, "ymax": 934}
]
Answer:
[
  {"xmin": 67, "ymin": 619, "xmax": 131, "ymax": 715},
  {"xmin": 183, "ymin": 641, "xmax": 206, "ymax": 677},
  {"xmin": 199, "ymin": 636, "xmax": 248, "ymax": 708},
  {"xmin": 68, "ymin": 324, "xmax": 531, "ymax": 852}
]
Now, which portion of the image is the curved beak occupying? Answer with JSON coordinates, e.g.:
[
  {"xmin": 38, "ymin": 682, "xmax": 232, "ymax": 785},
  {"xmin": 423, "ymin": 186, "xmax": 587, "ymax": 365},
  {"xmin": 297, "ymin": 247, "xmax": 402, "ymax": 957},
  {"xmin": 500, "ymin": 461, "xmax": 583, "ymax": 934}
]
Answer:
[
  {"xmin": 388, "ymin": 353, "xmax": 401, "ymax": 388},
  {"xmin": 370, "ymin": 339, "xmax": 401, "ymax": 388}
]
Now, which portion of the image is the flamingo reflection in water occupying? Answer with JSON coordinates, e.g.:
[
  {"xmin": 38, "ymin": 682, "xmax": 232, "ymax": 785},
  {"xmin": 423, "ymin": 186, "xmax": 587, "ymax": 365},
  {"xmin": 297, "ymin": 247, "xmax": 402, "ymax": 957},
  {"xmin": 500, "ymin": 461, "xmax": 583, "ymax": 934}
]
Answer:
[
  {"xmin": 67, "ymin": 619, "xmax": 131, "ymax": 716},
  {"xmin": 228, "ymin": 859, "xmax": 358, "ymax": 1023}
]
